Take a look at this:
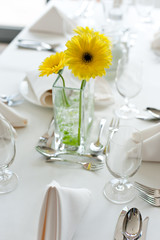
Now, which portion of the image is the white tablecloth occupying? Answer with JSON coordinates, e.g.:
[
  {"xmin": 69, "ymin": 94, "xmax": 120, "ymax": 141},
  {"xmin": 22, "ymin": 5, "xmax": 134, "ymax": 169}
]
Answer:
[{"xmin": 0, "ymin": 3, "xmax": 160, "ymax": 240}]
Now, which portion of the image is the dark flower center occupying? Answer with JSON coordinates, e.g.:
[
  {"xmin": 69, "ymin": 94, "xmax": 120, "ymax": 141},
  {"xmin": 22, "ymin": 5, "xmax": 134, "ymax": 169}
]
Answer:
[{"xmin": 82, "ymin": 52, "xmax": 93, "ymax": 63}]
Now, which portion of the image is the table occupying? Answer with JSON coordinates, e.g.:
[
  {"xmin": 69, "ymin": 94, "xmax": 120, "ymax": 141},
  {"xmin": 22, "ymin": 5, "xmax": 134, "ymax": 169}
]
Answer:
[{"xmin": 0, "ymin": 3, "xmax": 160, "ymax": 240}]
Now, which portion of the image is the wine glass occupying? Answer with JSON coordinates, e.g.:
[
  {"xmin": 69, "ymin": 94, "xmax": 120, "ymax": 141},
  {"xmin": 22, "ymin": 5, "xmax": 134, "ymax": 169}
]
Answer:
[
  {"xmin": 0, "ymin": 115, "xmax": 18, "ymax": 193},
  {"xmin": 104, "ymin": 125, "xmax": 142, "ymax": 204},
  {"xmin": 101, "ymin": 0, "xmax": 128, "ymax": 22},
  {"xmin": 135, "ymin": 0, "xmax": 155, "ymax": 24},
  {"xmin": 115, "ymin": 56, "xmax": 143, "ymax": 119}
]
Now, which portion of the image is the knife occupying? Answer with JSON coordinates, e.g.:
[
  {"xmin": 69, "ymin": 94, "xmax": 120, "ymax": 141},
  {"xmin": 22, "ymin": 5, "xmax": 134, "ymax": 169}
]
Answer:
[
  {"xmin": 114, "ymin": 206, "xmax": 128, "ymax": 240},
  {"xmin": 136, "ymin": 115, "xmax": 160, "ymax": 121},
  {"xmin": 140, "ymin": 217, "xmax": 149, "ymax": 240},
  {"xmin": 17, "ymin": 39, "xmax": 57, "ymax": 52}
]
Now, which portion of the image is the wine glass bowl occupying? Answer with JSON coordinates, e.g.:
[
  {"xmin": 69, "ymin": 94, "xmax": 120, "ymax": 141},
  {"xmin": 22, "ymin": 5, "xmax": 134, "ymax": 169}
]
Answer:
[
  {"xmin": 104, "ymin": 125, "xmax": 142, "ymax": 204},
  {"xmin": 0, "ymin": 116, "xmax": 18, "ymax": 193},
  {"xmin": 115, "ymin": 56, "xmax": 143, "ymax": 119},
  {"xmin": 135, "ymin": 0, "xmax": 155, "ymax": 23}
]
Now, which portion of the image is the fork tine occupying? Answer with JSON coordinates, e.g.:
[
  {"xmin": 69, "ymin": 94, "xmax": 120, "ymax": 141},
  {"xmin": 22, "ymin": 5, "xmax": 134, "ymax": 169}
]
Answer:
[
  {"xmin": 138, "ymin": 191, "xmax": 160, "ymax": 207},
  {"xmin": 90, "ymin": 163, "xmax": 104, "ymax": 169},
  {"xmin": 91, "ymin": 163, "xmax": 104, "ymax": 168},
  {"xmin": 134, "ymin": 182, "xmax": 156, "ymax": 195},
  {"xmin": 116, "ymin": 118, "xmax": 120, "ymax": 128},
  {"xmin": 90, "ymin": 166, "xmax": 103, "ymax": 171},
  {"xmin": 138, "ymin": 191, "xmax": 155, "ymax": 206},
  {"xmin": 110, "ymin": 118, "xmax": 114, "ymax": 127}
]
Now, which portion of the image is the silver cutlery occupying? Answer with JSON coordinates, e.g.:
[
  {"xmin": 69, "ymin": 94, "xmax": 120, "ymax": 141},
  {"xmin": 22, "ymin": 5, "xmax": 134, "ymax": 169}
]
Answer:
[
  {"xmin": 141, "ymin": 217, "xmax": 149, "ymax": 240},
  {"xmin": 90, "ymin": 118, "xmax": 106, "ymax": 153},
  {"xmin": 36, "ymin": 145, "xmax": 104, "ymax": 162},
  {"xmin": 0, "ymin": 93, "xmax": 24, "ymax": 106},
  {"xmin": 137, "ymin": 190, "xmax": 160, "ymax": 207},
  {"xmin": 134, "ymin": 181, "xmax": 160, "ymax": 198},
  {"xmin": 46, "ymin": 157, "xmax": 104, "ymax": 171},
  {"xmin": 38, "ymin": 117, "xmax": 54, "ymax": 147},
  {"xmin": 114, "ymin": 206, "xmax": 149, "ymax": 240},
  {"xmin": 136, "ymin": 115, "xmax": 160, "ymax": 121},
  {"xmin": 17, "ymin": 39, "xmax": 58, "ymax": 52},
  {"xmin": 146, "ymin": 107, "xmax": 160, "ymax": 119},
  {"xmin": 122, "ymin": 208, "xmax": 142, "ymax": 240},
  {"xmin": 114, "ymin": 206, "xmax": 128, "ymax": 240},
  {"xmin": 103, "ymin": 118, "xmax": 120, "ymax": 155}
]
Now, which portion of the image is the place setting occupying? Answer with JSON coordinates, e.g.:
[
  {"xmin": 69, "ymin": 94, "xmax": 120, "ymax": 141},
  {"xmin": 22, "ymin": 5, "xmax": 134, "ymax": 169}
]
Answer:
[{"xmin": 1, "ymin": 1, "xmax": 160, "ymax": 239}]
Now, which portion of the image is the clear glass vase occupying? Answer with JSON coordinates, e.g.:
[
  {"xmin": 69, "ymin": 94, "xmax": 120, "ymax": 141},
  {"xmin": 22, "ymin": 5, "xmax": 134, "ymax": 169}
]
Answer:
[{"xmin": 52, "ymin": 75, "xmax": 94, "ymax": 153}]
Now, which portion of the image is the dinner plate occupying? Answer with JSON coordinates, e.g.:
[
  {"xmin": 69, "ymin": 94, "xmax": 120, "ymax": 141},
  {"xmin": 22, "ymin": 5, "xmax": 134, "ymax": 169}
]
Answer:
[{"xmin": 19, "ymin": 77, "xmax": 52, "ymax": 108}]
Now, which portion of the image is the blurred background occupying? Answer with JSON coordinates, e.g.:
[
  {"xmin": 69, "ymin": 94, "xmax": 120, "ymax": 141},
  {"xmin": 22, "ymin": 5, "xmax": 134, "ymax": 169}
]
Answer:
[{"xmin": 0, "ymin": 0, "xmax": 159, "ymax": 52}]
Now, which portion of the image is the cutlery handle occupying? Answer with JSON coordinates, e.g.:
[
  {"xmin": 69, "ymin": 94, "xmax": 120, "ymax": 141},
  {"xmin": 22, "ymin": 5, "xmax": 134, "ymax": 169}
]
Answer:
[
  {"xmin": 140, "ymin": 217, "xmax": 149, "ymax": 240},
  {"xmin": 47, "ymin": 157, "xmax": 78, "ymax": 164},
  {"xmin": 97, "ymin": 118, "xmax": 106, "ymax": 144},
  {"xmin": 55, "ymin": 151, "xmax": 104, "ymax": 162}
]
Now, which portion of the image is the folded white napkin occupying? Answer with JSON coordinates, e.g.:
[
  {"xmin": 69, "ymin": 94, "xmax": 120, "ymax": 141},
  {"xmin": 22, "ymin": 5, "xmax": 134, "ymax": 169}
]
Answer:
[
  {"xmin": 26, "ymin": 71, "xmax": 55, "ymax": 107},
  {"xmin": 25, "ymin": 69, "xmax": 114, "ymax": 107},
  {"xmin": 30, "ymin": 3, "xmax": 76, "ymax": 35},
  {"xmin": 132, "ymin": 123, "xmax": 160, "ymax": 162},
  {"xmin": 37, "ymin": 181, "xmax": 91, "ymax": 240},
  {"xmin": 0, "ymin": 101, "xmax": 28, "ymax": 128},
  {"xmin": 151, "ymin": 30, "xmax": 160, "ymax": 54}
]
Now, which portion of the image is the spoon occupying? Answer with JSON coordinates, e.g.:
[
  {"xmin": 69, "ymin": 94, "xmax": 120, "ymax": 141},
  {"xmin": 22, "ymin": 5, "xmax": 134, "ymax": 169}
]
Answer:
[
  {"xmin": 90, "ymin": 118, "xmax": 106, "ymax": 153},
  {"xmin": 122, "ymin": 208, "xmax": 142, "ymax": 240},
  {"xmin": 36, "ymin": 145, "xmax": 104, "ymax": 162},
  {"xmin": 146, "ymin": 107, "xmax": 160, "ymax": 119}
]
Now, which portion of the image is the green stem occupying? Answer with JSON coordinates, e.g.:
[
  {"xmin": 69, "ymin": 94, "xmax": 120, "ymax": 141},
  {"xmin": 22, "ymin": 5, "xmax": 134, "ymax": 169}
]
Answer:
[
  {"xmin": 78, "ymin": 80, "xmax": 86, "ymax": 145},
  {"xmin": 59, "ymin": 72, "xmax": 70, "ymax": 107}
]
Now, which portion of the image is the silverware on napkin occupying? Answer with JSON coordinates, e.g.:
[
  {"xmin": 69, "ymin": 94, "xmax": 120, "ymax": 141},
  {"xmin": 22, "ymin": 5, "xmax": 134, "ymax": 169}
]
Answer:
[
  {"xmin": 114, "ymin": 206, "xmax": 128, "ymax": 240},
  {"xmin": 17, "ymin": 39, "xmax": 58, "ymax": 52},
  {"xmin": 114, "ymin": 207, "xmax": 149, "ymax": 240},
  {"xmin": 141, "ymin": 217, "xmax": 149, "ymax": 240}
]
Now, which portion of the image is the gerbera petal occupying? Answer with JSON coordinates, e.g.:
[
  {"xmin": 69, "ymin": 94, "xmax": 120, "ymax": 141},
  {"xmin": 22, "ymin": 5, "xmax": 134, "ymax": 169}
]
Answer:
[{"xmin": 38, "ymin": 52, "xmax": 65, "ymax": 77}]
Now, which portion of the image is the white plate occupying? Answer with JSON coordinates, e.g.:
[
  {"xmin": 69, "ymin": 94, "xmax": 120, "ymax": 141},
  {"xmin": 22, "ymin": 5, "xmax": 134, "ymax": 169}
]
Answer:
[{"xmin": 19, "ymin": 77, "xmax": 52, "ymax": 108}]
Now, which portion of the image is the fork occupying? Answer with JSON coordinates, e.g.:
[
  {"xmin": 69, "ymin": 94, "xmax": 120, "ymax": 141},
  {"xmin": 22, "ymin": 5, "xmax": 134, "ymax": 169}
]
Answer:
[
  {"xmin": 103, "ymin": 118, "xmax": 120, "ymax": 155},
  {"xmin": 46, "ymin": 158, "xmax": 104, "ymax": 171},
  {"xmin": 38, "ymin": 117, "xmax": 54, "ymax": 146},
  {"xmin": 134, "ymin": 181, "xmax": 160, "ymax": 198},
  {"xmin": 137, "ymin": 190, "xmax": 160, "ymax": 207}
]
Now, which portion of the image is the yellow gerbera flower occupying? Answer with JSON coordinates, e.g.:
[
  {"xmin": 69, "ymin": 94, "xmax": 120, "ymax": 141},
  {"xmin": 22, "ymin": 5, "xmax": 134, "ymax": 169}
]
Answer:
[
  {"xmin": 74, "ymin": 26, "xmax": 112, "ymax": 49},
  {"xmin": 65, "ymin": 32, "xmax": 112, "ymax": 81},
  {"xmin": 74, "ymin": 26, "xmax": 94, "ymax": 35},
  {"xmin": 39, "ymin": 52, "xmax": 65, "ymax": 77}
]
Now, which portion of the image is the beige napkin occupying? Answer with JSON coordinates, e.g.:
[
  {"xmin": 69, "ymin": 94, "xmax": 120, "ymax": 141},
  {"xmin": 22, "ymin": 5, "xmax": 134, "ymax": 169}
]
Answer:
[
  {"xmin": 25, "ymin": 69, "xmax": 114, "ymax": 107},
  {"xmin": 37, "ymin": 181, "xmax": 91, "ymax": 240},
  {"xmin": 29, "ymin": 3, "xmax": 76, "ymax": 35},
  {"xmin": 151, "ymin": 30, "xmax": 160, "ymax": 54},
  {"xmin": 132, "ymin": 123, "xmax": 160, "ymax": 162},
  {"xmin": 0, "ymin": 101, "xmax": 27, "ymax": 128}
]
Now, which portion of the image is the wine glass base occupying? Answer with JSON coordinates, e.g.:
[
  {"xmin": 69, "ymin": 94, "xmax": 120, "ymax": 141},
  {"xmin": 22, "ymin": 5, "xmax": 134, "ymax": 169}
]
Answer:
[
  {"xmin": 115, "ymin": 104, "xmax": 139, "ymax": 119},
  {"xmin": 103, "ymin": 179, "xmax": 136, "ymax": 204},
  {"xmin": 0, "ymin": 170, "xmax": 18, "ymax": 194}
]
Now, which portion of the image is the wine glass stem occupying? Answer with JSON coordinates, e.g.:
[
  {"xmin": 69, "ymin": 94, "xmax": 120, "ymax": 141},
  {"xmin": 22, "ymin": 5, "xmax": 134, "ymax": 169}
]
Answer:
[
  {"xmin": 116, "ymin": 179, "xmax": 125, "ymax": 191},
  {"xmin": 0, "ymin": 168, "xmax": 11, "ymax": 181},
  {"xmin": 124, "ymin": 97, "xmax": 129, "ymax": 107}
]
